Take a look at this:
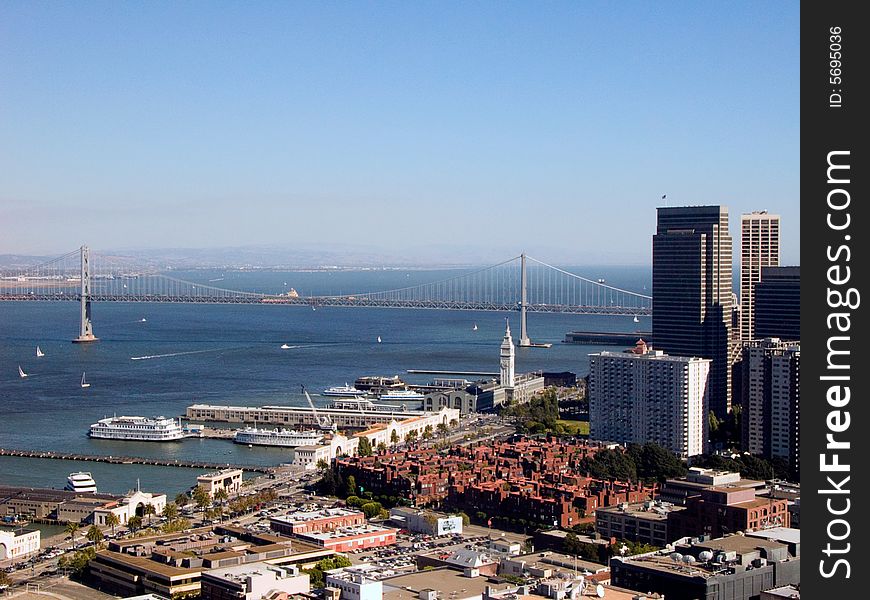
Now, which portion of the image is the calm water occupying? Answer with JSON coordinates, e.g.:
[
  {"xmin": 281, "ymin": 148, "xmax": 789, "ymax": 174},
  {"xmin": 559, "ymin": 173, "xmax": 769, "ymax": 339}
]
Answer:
[{"xmin": 0, "ymin": 266, "xmax": 650, "ymax": 494}]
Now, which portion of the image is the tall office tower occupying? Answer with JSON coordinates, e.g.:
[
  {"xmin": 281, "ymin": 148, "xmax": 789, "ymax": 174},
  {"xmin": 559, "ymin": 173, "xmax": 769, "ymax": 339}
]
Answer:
[
  {"xmin": 754, "ymin": 266, "xmax": 800, "ymax": 341},
  {"xmin": 740, "ymin": 338, "xmax": 800, "ymax": 478},
  {"xmin": 589, "ymin": 341, "xmax": 710, "ymax": 458},
  {"xmin": 653, "ymin": 206, "xmax": 733, "ymax": 418},
  {"xmin": 740, "ymin": 211, "xmax": 780, "ymax": 341}
]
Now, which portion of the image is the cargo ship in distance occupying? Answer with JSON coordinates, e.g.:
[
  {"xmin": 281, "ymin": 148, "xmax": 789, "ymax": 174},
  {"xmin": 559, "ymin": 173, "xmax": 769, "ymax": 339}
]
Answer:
[
  {"xmin": 233, "ymin": 427, "xmax": 324, "ymax": 447},
  {"xmin": 88, "ymin": 415, "xmax": 188, "ymax": 441}
]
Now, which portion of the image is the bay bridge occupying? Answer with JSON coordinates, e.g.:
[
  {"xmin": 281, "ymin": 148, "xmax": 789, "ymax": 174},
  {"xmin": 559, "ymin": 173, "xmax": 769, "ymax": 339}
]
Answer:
[{"xmin": 0, "ymin": 245, "xmax": 651, "ymax": 346}]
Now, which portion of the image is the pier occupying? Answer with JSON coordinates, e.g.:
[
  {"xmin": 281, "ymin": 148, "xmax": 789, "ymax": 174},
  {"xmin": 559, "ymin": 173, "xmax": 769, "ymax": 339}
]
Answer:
[
  {"xmin": 406, "ymin": 369, "xmax": 499, "ymax": 376},
  {"xmin": 0, "ymin": 448, "xmax": 273, "ymax": 473}
]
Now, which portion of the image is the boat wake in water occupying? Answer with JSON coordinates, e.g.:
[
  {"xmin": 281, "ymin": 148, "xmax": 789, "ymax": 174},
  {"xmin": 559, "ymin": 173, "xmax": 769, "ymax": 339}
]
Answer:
[{"xmin": 131, "ymin": 348, "xmax": 229, "ymax": 361}]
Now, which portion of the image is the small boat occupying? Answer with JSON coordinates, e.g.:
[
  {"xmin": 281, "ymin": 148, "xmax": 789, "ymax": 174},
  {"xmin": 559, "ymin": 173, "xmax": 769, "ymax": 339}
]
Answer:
[
  {"xmin": 472, "ymin": 324, "xmax": 478, "ymax": 331},
  {"xmin": 18, "ymin": 365, "xmax": 27, "ymax": 379},
  {"xmin": 280, "ymin": 343, "xmax": 292, "ymax": 349},
  {"xmin": 633, "ymin": 316, "xmax": 640, "ymax": 323},
  {"xmin": 36, "ymin": 346, "xmax": 45, "ymax": 357},
  {"xmin": 81, "ymin": 372, "xmax": 91, "ymax": 388},
  {"xmin": 377, "ymin": 336, "xmax": 382, "ymax": 343},
  {"xmin": 140, "ymin": 317, "xmax": 147, "ymax": 322}
]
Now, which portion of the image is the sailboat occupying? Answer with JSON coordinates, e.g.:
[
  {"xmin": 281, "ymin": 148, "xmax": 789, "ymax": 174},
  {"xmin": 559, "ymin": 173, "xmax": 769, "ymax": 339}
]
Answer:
[
  {"xmin": 140, "ymin": 318, "xmax": 147, "ymax": 322},
  {"xmin": 376, "ymin": 336, "xmax": 382, "ymax": 343},
  {"xmin": 36, "ymin": 346, "xmax": 45, "ymax": 357},
  {"xmin": 18, "ymin": 365, "xmax": 27, "ymax": 379},
  {"xmin": 280, "ymin": 343, "xmax": 292, "ymax": 349},
  {"xmin": 472, "ymin": 324, "xmax": 478, "ymax": 331},
  {"xmin": 633, "ymin": 316, "xmax": 640, "ymax": 323},
  {"xmin": 80, "ymin": 372, "xmax": 91, "ymax": 388}
]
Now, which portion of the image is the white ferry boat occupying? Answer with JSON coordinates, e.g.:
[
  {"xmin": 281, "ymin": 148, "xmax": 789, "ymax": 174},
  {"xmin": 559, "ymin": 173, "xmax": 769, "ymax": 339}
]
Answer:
[
  {"xmin": 321, "ymin": 384, "xmax": 367, "ymax": 397},
  {"xmin": 65, "ymin": 472, "xmax": 97, "ymax": 493},
  {"xmin": 378, "ymin": 389, "xmax": 426, "ymax": 402},
  {"xmin": 88, "ymin": 415, "xmax": 186, "ymax": 441},
  {"xmin": 233, "ymin": 427, "xmax": 324, "ymax": 447}
]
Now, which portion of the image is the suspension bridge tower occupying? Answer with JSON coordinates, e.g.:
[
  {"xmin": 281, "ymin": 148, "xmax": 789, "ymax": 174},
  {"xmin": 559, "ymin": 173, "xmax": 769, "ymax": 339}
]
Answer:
[{"xmin": 72, "ymin": 245, "xmax": 98, "ymax": 343}]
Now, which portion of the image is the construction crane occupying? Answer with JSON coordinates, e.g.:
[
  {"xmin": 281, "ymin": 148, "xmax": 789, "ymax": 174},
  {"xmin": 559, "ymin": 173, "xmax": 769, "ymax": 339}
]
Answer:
[{"xmin": 301, "ymin": 385, "xmax": 336, "ymax": 432}]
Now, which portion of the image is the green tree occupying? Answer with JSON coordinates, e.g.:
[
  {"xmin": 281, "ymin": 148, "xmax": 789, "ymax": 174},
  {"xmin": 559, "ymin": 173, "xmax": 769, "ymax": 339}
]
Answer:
[
  {"xmin": 437, "ymin": 422, "xmax": 449, "ymax": 437},
  {"xmin": 316, "ymin": 458, "xmax": 330, "ymax": 472},
  {"xmin": 456, "ymin": 511, "xmax": 470, "ymax": 526},
  {"xmin": 143, "ymin": 503, "xmax": 157, "ymax": 526},
  {"xmin": 86, "ymin": 524, "xmax": 104, "ymax": 547},
  {"xmin": 563, "ymin": 532, "xmax": 583, "ymax": 557},
  {"xmin": 376, "ymin": 442, "xmax": 387, "ymax": 453},
  {"xmin": 58, "ymin": 546, "xmax": 97, "ymax": 579},
  {"xmin": 358, "ymin": 437, "xmax": 373, "ymax": 457},
  {"xmin": 390, "ymin": 430, "xmax": 400, "ymax": 445},
  {"xmin": 193, "ymin": 486, "xmax": 212, "ymax": 519},
  {"xmin": 422, "ymin": 425, "xmax": 434, "ymax": 440},
  {"xmin": 65, "ymin": 521, "xmax": 81, "ymax": 543},
  {"xmin": 163, "ymin": 503, "xmax": 179, "ymax": 521},
  {"xmin": 0, "ymin": 571, "xmax": 11, "ymax": 588},
  {"xmin": 405, "ymin": 430, "xmax": 419, "ymax": 444},
  {"xmin": 344, "ymin": 475, "xmax": 358, "ymax": 497},
  {"xmin": 104, "ymin": 513, "xmax": 120, "ymax": 536},
  {"xmin": 174, "ymin": 492, "xmax": 189, "ymax": 507},
  {"xmin": 127, "ymin": 515, "xmax": 143, "ymax": 532},
  {"xmin": 214, "ymin": 488, "xmax": 229, "ymax": 523},
  {"xmin": 361, "ymin": 501, "xmax": 383, "ymax": 519}
]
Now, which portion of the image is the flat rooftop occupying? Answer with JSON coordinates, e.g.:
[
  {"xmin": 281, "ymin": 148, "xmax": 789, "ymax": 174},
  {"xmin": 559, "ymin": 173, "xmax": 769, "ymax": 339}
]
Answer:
[
  {"xmin": 745, "ymin": 527, "xmax": 800, "ymax": 546},
  {"xmin": 596, "ymin": 501, "xmax": 684, "ymax": 520},
  {"xmin": 382, "ymin": 568, "xmax": 509, "ymax": 600},
  {"xmin": 273, "ymin": 507, "xmax": 362, "ymax": 524},
  {"xmin": 204, "ymin": 562, "xmax": 298, "ymax": 583},
  {"xmin": 301, "ymin": 524, "xmax": 397, "ymax": 541},
  {"xmin": 510, "ymin": 552, "xmax": 608, "ymax": 574}
]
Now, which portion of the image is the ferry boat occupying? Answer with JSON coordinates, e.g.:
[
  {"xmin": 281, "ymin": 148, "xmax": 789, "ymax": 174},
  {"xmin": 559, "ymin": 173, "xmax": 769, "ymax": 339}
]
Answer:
[
  {"xmin": 321, "ymin": 384, "xmax": 367, "ymax": 397},
  {"xmin": 233, "ymin": 427, "xmax": 323, "ymax": 447},
  {"xmin": 65, "ymin": 472, "xmax": 97, "ymax": 493},
  {"xmin": 378, "ymin": 389, "xmax": 426, "ymax": 402},
  {"xmin": 88, "ymin": 415, "xmax": 186, "ymax": 441}
]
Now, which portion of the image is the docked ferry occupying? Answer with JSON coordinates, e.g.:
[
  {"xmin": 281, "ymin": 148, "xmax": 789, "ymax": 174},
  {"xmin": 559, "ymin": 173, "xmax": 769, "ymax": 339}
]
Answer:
[
  {"xmin": 65, "ymin": 472, "xmax": 97, "ymax": 493},
  {"xmin": 233, "ymin": 427, "xmax": 324, "ymax": 447},
  {"xmin": 321, "ymin": 384, "xmax": 367, "ymax": 397},
  {"xmin": 88, "ymin": 415, "xmax": 186, "ymax": 441}
]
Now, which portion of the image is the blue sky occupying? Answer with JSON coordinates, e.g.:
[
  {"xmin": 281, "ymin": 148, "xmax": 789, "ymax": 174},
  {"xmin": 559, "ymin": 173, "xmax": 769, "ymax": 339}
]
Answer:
[{"xmin": 0, "ymin": 1, "xmax": 799, "ymax": 265}]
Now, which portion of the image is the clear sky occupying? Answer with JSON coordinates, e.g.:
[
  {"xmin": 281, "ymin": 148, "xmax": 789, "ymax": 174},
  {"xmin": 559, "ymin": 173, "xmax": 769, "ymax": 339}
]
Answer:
[{"xmin": 0, "ymin": 1, "xmax": 799, "ymax": 265}]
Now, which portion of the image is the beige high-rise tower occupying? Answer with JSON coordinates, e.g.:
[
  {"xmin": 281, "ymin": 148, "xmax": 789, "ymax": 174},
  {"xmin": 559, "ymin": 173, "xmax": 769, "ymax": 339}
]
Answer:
[{"xmin": 740, "ymin": 212, "xmax": 780, "ymax": 342}]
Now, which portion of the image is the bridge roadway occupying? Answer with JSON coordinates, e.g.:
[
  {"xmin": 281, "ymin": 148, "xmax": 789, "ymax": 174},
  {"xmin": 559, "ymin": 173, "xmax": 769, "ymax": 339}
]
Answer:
[
  {"xmin": 0, "ymin": 448, "xmax": 273, "ymax": 473},
  {"xmin": 0, "ymin": 294, "xmax": 652, "ymax": 316}
]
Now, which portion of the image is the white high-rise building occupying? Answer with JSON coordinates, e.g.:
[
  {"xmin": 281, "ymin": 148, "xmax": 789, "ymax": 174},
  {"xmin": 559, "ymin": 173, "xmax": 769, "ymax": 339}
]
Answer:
[
  {"xmin": 741, "ymin": 211, "xmax": 780, "ymax": 342},
  {"xmin": 500, "ymin": 320, "xmax": 515, "ymax": 387},
  {"xmin": 589, "ymin": 341, "xmax": 711, "ymax": 457}
]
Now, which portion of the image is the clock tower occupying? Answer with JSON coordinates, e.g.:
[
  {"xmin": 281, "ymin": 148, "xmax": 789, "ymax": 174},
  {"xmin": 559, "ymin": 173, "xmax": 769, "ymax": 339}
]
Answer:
[{"xmin": 500, "ymin": 319, "xmax": 515, "ymax": 387}]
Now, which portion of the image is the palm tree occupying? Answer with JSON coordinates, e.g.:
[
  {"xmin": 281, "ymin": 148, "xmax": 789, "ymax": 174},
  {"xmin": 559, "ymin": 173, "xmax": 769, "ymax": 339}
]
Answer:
[
  {"xmin": 127, "ymin": 516, "xmax": 143, "ymax": 532},
  {"xmin": 213, "ymin": 488, "xmax": 229, "ymax": 523},
  {"xmin": 174, "ymin": 492, "xmax": 189, "ymax": 507},
  {"xmin": 143, "ymin": 503, "xmax": 157, "ymax": 526},
  {"xmin": 65, "ymin": 522, "xmax": 80, "ymax": 544},
  {"xmin": 104, "ymin": 513, "xmax": 120, "ymax": 537},
  {"xmin": 162, "ymin": 503, "xmax": 179, "ymax": 521},
  {"xmin": 86, "ymin": 524, "xmax": 104, "ymax": 547},
  {"xmin": 192, "ymin": 485, "xmax": 211, "ymax": 521}
]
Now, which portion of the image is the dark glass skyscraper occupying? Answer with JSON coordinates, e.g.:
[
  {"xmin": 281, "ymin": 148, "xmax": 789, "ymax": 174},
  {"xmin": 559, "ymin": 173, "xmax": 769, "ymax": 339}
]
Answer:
[
  {"xmin": 653, "ymin": 206, "xmax": 733, "ymax": 418},
  {"xmin": 754, "ymin": 266, "xmax": 800, "ymax": 341}
]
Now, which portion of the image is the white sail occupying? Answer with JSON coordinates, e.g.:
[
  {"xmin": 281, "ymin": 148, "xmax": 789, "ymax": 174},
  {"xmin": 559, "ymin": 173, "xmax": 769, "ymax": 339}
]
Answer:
[
  {"xmin": 81, "ymin": 372, "xmax": 91, "ymax": 388},
  {"xmin": 36, "ymin": 346, "xmax": 45, "ymax": 357},
  {"xmin": 18, "ymin": 365, "xmax": 27, "ymax": 378},
  {"xmin": 377, "ymin": 336, "xmax": 382, "ymax": 343}
]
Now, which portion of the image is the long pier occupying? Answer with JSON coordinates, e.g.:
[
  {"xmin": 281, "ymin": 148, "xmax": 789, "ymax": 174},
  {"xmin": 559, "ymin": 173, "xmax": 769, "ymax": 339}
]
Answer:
[{"xmin": 0, "ymin": 448, "xmax": 272, "ymax": 473}]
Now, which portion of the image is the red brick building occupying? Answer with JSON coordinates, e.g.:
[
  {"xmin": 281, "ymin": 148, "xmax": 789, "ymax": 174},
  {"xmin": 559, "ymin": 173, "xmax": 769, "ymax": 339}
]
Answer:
[
  {"xmin": 270, "ymin": 508, "xmax": 366, "ymax": 537},
  {"xmin": 669, "ymin": 485, "xmax": 790, "ymax": 539}
]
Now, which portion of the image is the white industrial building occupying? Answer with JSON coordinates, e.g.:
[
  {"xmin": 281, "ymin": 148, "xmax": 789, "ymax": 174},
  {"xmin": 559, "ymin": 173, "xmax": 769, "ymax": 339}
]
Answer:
[
  {"xmin": 200, "ymin": 563, "xmax": 309, "ymax": 600},
  {"xmin": 589, "ymin": 340, "xmax": 710, "ymax": 457},
  {"xmin": 326, "ymin": 567, "xmax": 384, "ymax": 600},
  {"xmin": 389, "ymin": 507, "xmax": 463, "ymax": 536},
  {"xmin": 0, "ymin": 528, "xmax": 40, "ymax": 564},
  {"xmin": 92, "ymin": 490, "xmax": 168, "ymax": 527}
]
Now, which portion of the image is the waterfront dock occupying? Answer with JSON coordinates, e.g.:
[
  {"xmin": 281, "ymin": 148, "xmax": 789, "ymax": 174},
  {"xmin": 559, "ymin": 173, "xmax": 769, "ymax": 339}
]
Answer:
[{"xmin": 0, "ymin": 448, "xmax": 272, "ymax": 473}]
